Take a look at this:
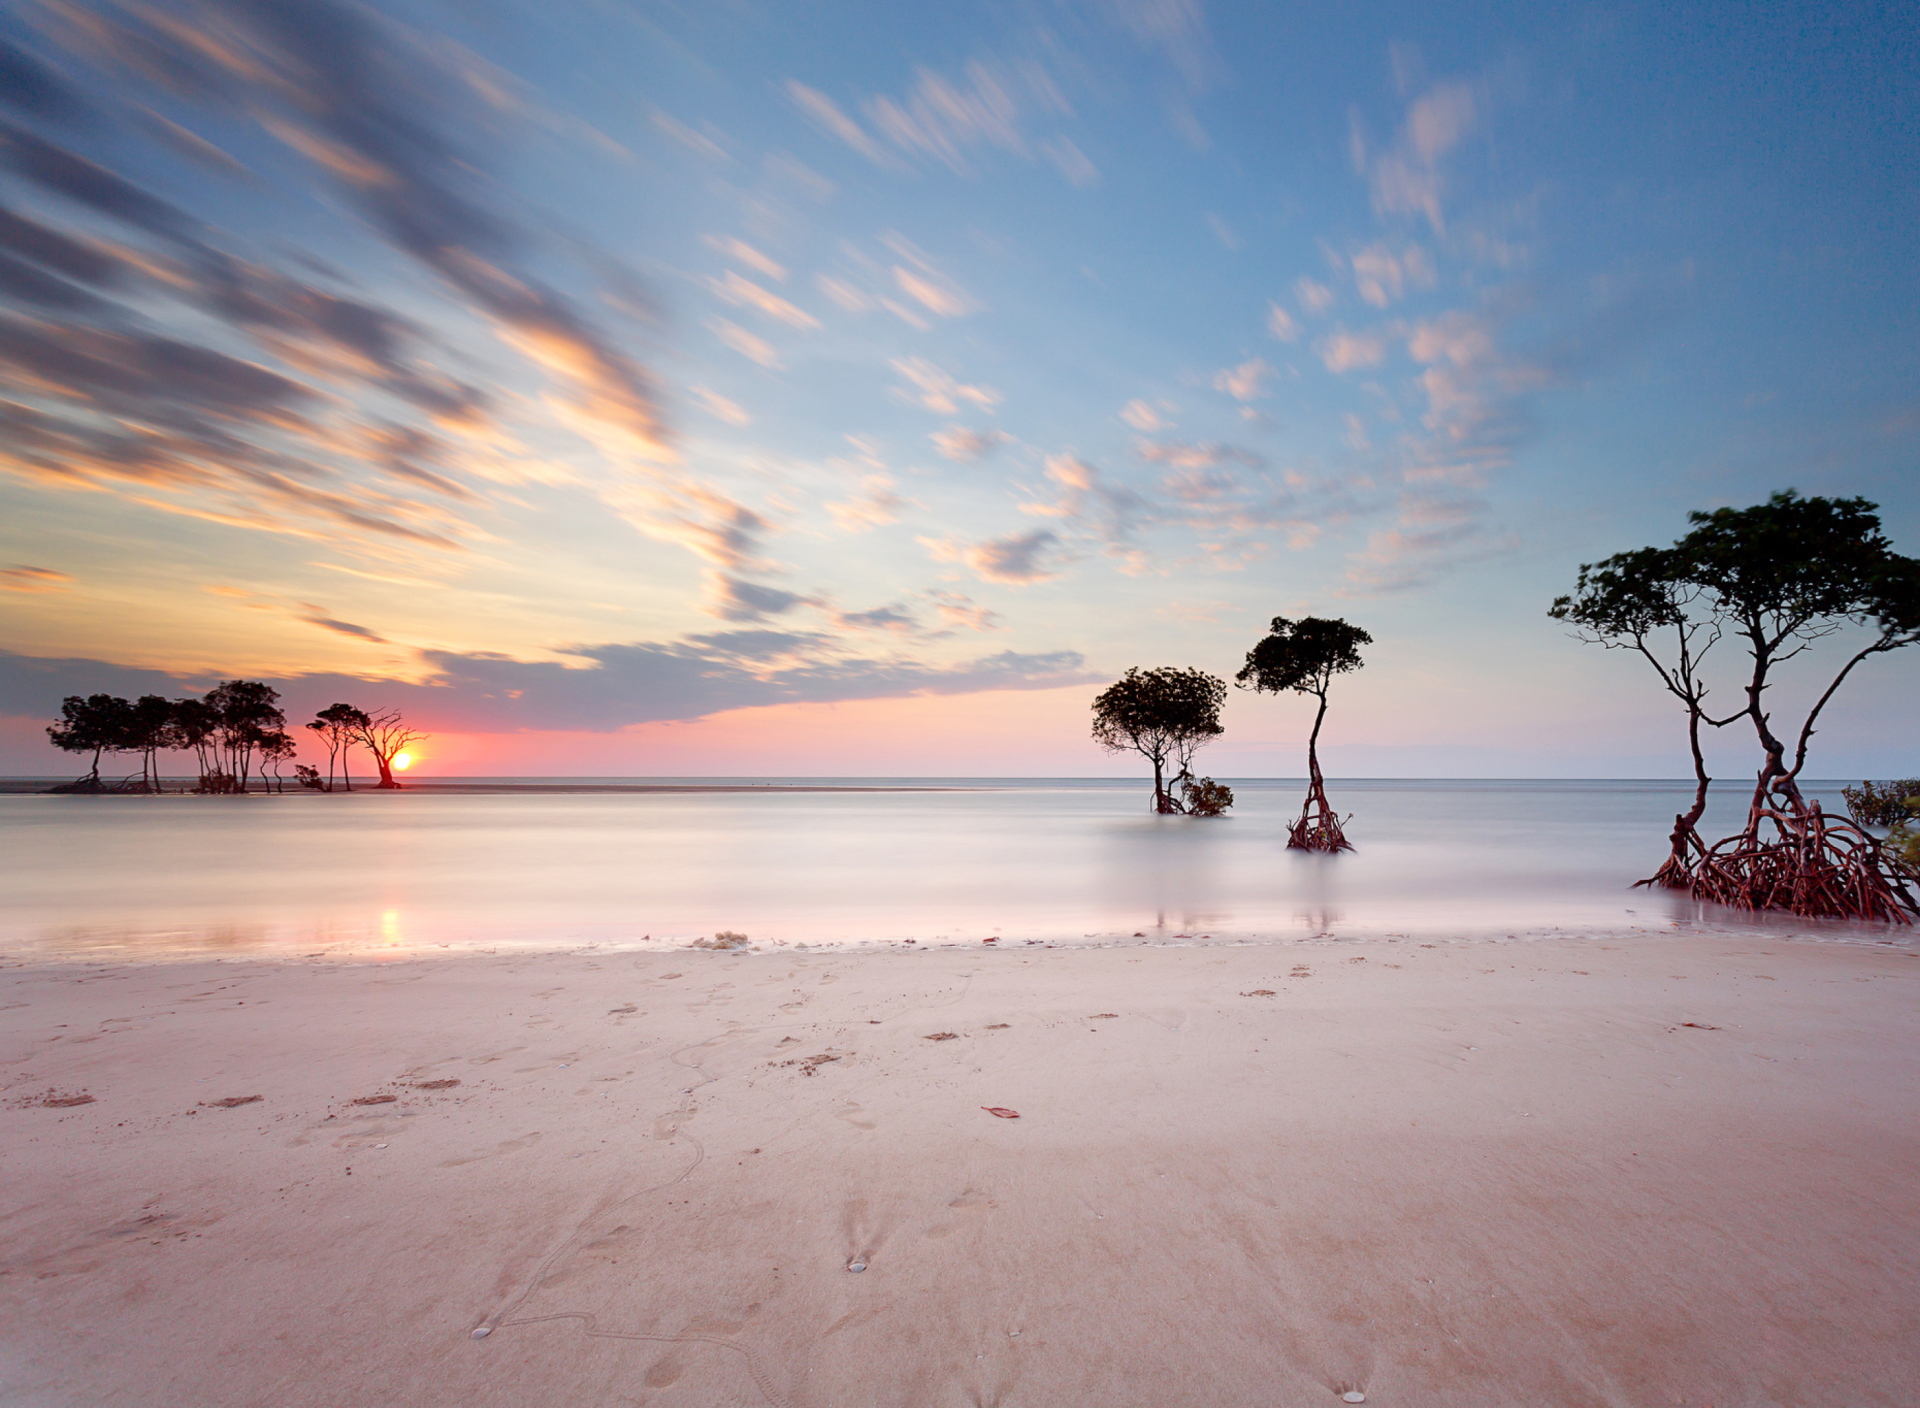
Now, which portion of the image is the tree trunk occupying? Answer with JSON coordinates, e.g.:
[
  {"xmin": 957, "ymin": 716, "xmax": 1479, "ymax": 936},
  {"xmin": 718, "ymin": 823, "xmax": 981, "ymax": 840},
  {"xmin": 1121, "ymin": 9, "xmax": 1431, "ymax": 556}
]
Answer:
[{"xmin": 1288, "ymin": 692, "xmax": 1351, "ymax": 852}]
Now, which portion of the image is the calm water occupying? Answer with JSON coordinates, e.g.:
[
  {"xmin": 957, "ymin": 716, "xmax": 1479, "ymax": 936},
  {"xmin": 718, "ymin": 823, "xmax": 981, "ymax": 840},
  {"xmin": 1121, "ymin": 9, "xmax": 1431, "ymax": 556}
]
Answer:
[{"xmin": 0, "ymin": 778, "xmax": 1898, "ymax": 961}]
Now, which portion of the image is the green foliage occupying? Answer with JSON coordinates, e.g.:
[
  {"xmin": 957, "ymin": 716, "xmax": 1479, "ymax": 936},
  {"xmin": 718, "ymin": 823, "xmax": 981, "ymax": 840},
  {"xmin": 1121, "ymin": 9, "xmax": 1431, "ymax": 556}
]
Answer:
[
  {"xmin": 1235, "ymin": 616, "xmax": 1372, "ymax": 697},
  {"xmin": 1842, "ymin": 780, "xmax": 1920, "ymax": 830},
  {"xmin": 1181, "ymin": 776, "xmax": 1234, "ymax": 816}
]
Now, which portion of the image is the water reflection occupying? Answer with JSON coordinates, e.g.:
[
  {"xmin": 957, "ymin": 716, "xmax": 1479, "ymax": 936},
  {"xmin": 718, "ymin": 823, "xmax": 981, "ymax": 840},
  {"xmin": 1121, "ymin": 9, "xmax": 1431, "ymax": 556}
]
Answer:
[{"xmin": 0, "ymin": 779, "xmax": 1905, "ymax": 960}]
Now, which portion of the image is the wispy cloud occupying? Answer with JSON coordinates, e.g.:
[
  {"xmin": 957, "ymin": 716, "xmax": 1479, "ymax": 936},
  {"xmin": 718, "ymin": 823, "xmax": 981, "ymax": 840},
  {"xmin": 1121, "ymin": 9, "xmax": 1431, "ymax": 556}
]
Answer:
[
  {"xmin": 931, "ymin": 426, "xmax": 1009, "ymax": 461},
  {"xmin": 891, "ymin": 356, "xmax": 1001, "ymax": 415},
  {"xmin": 708, "ymin": 270, "xmax": 818, "ymax": 328},
  {"xmin": 0, "ymin": 564, "xmax": 71, "ymax": 593},
  {"xmin": 1212, "ymin": 357, "xmax": 1273, "ymax": 401},
  {"xmin": 922, "ymin": 528, "xmax": 1061, "ymax": 584},
  {"xmin": 1316, "ymin": 329, "xmax": 1388, "ymax": 373}
]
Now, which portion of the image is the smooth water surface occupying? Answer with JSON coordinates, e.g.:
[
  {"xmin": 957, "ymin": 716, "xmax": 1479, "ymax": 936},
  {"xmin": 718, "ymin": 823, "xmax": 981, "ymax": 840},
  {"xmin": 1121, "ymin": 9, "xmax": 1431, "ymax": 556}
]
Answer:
[{"xmin": 0, "ymin": 778, "xmax": 1895, "ymax": 960}]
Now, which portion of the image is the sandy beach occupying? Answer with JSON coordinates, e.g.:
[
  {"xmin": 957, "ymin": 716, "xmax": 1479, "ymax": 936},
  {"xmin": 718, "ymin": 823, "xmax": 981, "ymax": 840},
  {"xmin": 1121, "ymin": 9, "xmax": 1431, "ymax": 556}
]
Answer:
[{"xmin": 3, "ymin": 931, "xmax": 1917, "ymax": 1407}]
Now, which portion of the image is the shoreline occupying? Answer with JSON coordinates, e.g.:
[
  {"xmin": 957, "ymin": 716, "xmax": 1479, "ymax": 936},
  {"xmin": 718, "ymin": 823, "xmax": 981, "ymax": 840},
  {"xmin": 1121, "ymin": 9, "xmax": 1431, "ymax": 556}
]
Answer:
[{"xmin": 5, "ymin": 930, "xmax": 1918, "ymax": 1405}]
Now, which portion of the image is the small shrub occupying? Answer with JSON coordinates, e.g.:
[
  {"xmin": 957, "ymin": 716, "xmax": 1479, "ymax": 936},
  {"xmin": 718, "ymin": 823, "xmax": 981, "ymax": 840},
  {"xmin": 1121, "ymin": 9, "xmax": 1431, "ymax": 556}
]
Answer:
[
  {"xmin": 1841, "ymin": 780, "xmax": 1920, "ymax": 829},
  {"xmin": 1182, "ymin": 776, "xmax": 1234, "ymax": 817}
]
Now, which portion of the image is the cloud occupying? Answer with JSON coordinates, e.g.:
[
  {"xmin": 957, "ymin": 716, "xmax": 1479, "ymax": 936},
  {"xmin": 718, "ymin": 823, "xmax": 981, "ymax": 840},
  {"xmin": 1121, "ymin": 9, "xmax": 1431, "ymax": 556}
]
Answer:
[
  {"xmin": 1, "ymin": 0, "xmax": 679, "ymax": 563},
  {"xmin": 1120, "ymin": 399, "xmax": 1172, "ymax": 431},
  {"xmin": 704, "ymin": 235, "xmax": 786, "ymax": 282},
  {"xmin": 708, "ymin": 575, "xmax": 815, "ymax": 622},
  {"xmin": 0, "ymin": 641, "xmax": 1097, "ymax": 734},
  {"xmin": 1355, "ymin": 81, "xmax": 1480, "ymax": 233},
  {"xmin": 837, "ymin": 604, "xmax": 918, "ymax": 635},
  {"xmin": 928, "ymin": 591, "xmax": 1000, "ymax": 632},
  {"xmin": 0, "ymin": 564, "xmax": 70, "ymax": 593},
  {"xmin": 891, "ymin": 356, "xmax": 1000, "ymax": 415},
  {"xmin": 708, "ymin": 270, "xmax": 818, "ymax": 328},
  {"xmin": 299, "ymin": 610, "xmax": 389, "ymax": 643},
  {"xmin": 651, "ymin": 110, "xmax": 732, "ymax": 163},
  {"xmin": 1265, "ymin": 304, "xmax": 1299, "ymax": 342},
  {"xmin": 709, "ymin": 318, "xmax": 780, "ymax": 368},
  {"xmin": 1040, "ymin": 137, "xmax": 1099, "ymax": 187},
  {"xmin": 608, "ymin": 484, "xmax": 772, "ymax": 573},
  {"xmin": 785, "ymin": 81, "xmax": 893, "ymax": 166},
  {"xmin": 826, "ymin": 474, "xmax": 907, "ymax": 532},
  {"xmin": 922, "ymin": 528, "xmax": 1060, "ymax": 585},
  {"xmin": 690, "ymin": 386, "xmax": 749, "ymax": 425},
  {"xmin": 1205, "ymin": 213, "xmax": 1242, "ymax": 250},
  {"xmin": 1022, "ymin": 453, "xmax": 1147, "ymax": 557},
  {"xmin": 931, "ymin": 426, "xmax": 1008, "ymax": 461},
  {"xmin": 1296, "ymin": 277, "xmax": 1336, "ymax": 314},
  {"xmin": 1134, "ymin": 439, "xmax": 1261, "ymax": 470},
  {"xmin": 1316, "ymin": 329, "xmax": 1388, "ymax": 373},
  {"xmin": 892, "ymin": 265, "xmax": 973, "ymax": 318},
  {"xmin": 1212, "ymin": 357, "xmax": 1273, "ymax": 401},
  {"xmin": 1349, "ymin": 241, "xmax": 1436, "ymax": 308}
]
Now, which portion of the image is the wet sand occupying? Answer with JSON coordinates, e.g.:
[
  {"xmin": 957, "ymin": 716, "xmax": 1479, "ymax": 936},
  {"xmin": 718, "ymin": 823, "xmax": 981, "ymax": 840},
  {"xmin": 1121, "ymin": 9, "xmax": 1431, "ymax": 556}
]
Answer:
[{"xmin": 3, "ymin": 932, "xmax": 1918, "ymax": 1406}]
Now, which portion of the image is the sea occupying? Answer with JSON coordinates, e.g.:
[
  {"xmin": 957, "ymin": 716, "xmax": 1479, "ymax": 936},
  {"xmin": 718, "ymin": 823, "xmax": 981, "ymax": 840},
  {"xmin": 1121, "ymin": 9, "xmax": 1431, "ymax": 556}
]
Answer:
[{"xmin": 0, "ymin": 778, "xmax": 1904, "ymax": 961}]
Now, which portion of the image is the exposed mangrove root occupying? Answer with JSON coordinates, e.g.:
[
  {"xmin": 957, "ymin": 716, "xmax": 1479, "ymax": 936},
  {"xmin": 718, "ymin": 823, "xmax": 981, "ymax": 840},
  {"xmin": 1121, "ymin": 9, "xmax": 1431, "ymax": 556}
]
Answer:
[
  {"xmin": 1287, "ymin": 774, "xmax": 1352, "ymax": 853},
  {"xmin": 1673, "ymin": 805, "xmax": 1917, "ymax": 924}
]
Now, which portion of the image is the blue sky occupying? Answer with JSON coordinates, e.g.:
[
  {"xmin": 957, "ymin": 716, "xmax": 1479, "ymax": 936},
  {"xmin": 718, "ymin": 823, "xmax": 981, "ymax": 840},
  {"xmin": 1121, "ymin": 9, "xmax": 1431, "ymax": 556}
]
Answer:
[{"xmin": 0, "ymin": 0, "xmax": 1914, "ymax": 776}]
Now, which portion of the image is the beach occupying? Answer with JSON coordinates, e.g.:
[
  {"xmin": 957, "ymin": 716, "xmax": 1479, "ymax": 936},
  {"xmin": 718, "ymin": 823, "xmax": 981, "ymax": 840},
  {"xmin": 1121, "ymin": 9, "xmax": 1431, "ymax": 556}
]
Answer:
[{"xmin": 4, "ymin": 930, "xmax": 1917, "ymax": 1407}]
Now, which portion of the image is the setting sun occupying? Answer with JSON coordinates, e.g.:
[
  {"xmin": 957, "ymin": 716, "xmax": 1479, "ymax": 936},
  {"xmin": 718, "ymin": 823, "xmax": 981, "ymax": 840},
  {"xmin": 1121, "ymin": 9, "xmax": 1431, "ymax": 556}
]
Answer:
[{"xmin": 392, "ymin": 752, "xmax": 412, "ymax": 771}]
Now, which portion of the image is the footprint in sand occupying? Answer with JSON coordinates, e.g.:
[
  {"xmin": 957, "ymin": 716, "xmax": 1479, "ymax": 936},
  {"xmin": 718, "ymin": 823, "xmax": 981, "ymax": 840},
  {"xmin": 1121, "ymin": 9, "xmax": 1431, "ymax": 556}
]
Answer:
[
  {"xmin": 438, "ymin": 1132, "xmax": 540, "ymax": 1167},
  {"xmin": 644, "ymin": 1355, "xmax": 684, "ymax": 1388},
  {"xmin": 926, "ymin": 1187, "xmax": 997, "ymax": 1238},
  {"xmin": 653, "ymin": 1105, "xmax": 696, "ymax": 1140},
  {"xmin": 834, "ymin": 1103, "xmax": 876, "ymax": 1130}
]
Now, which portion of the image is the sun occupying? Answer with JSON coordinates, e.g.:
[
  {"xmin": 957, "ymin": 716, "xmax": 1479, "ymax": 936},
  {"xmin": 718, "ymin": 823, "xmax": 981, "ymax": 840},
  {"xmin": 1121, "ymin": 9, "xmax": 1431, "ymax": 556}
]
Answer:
[{"xmin": 393, "ymin": 751, "xmax": 413, "ymax": 771}]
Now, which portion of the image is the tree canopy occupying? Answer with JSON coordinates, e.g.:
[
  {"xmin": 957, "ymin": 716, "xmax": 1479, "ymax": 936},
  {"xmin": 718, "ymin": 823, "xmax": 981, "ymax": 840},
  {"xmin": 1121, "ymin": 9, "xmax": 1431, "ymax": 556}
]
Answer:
[
  {"xmin": 1091, "ymin": 666, "xmax": 1226, "ymax": 813},
  {"xmin": 1235, "ymin": 616, "xmax": 1372, "ymax": 699}
]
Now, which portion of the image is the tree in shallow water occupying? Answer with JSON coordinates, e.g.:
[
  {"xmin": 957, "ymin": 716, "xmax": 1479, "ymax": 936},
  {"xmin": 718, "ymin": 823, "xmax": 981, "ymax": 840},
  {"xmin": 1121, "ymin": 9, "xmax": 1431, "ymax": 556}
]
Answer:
[
  {"xmin": 353, "ymin": 707, "xmax": 427, "ymax": 789},
  {"xmin": 1236, "ymin": 616, "xmax": 1371, "ymax": 852},
  {"xmin": 1555, "ymin": 491, "xmax": 1920, "ymax": 923},
  {"xmin": 1091, "ymin": 667, "xmax": 1227, "ymax": 814},
  {"xmin": 1551, "ymin": 548, "xmax": 1726, "ymax": 888},
  {"xmin": 46, "ymin": 694, "xmax": 133, "ymax": 788}
]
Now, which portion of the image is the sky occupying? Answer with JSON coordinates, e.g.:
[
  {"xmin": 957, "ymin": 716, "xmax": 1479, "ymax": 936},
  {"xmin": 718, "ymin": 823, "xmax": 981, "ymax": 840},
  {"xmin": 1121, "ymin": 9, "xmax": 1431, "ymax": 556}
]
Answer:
[{"xmin": 0, "ymin": 0, "xmax": 1914, "ymax": 778}]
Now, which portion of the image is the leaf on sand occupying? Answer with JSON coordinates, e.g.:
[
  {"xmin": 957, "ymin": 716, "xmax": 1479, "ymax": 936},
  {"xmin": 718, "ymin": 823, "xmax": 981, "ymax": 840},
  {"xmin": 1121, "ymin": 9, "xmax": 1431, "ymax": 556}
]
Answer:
[
  {"xmin": 981, "ymin": 1106, "xmax": 1020, "ymax": 1119},
  {"xmin": 924, "ymin": 1032, "xmax": 958, "ymax": 1041},
  {"xmin": 209, "ymin": 1095, "xmax": 261, "ymax": 1108},
  {"xmin": 1242, "ymin": 989, "xmax": 1275, "ymax": 997}
]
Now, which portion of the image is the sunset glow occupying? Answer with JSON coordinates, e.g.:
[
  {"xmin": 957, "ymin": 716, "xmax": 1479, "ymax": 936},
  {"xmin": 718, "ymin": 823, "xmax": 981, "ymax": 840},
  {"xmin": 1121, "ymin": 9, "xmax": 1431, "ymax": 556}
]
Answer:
[
  {"xmin": 0, "ymin": 0, "xmax": 1912, "ymax": 776},
  {"xmin": 392, "ymin": 753, "xmax": 413, "ymax": 773}
]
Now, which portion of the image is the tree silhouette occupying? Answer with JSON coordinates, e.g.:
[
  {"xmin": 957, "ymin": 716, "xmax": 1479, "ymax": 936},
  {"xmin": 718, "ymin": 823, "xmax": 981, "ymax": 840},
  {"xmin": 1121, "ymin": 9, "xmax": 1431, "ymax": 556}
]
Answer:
[
  {"xmin": 1554, "ymin": 491, "xmax": 1919, "ymax": 921},
  {"xmin": 1091, "ymin": 666, "xmax": 1226, "ymax": 814},
  {"xmin": 125, "ymin": 695, "xmax": 181, "ymax": 793},
  {"xmin": 46, "ymin": 694, "xmax": 133, "ymax": 787},
  {"xmin": 306, "ymin": 703, "xmax": 371, "ymax": 791},
  {"xmin": 1236, "ymin": 616, "xmax": 1371, "ymax": 851},
  {"xmin": 353, "ymin": 707, "xmax": 426, "ymax": 789},
  {"xmin": 1551, "ymin": 549, "xmax": 1727, "ymax": 887},
  {"xmin": 199, "ymin": 680, "xmax": 287, "ymax": 794}
]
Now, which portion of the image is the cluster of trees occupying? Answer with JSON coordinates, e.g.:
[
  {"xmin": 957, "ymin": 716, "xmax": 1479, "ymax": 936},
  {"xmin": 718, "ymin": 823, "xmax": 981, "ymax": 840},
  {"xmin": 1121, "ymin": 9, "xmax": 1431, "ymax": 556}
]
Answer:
[
  {"xmin": 46, "ymin": 683, "xmax": 425, "ymax": 795},
  {"xmin": 1553, "ymin": 490, "xmax": 1919, "ymax": 922},
  {"xmin": 1090, "ymin": 614, "xmax": 1372, "ymax": 851}
]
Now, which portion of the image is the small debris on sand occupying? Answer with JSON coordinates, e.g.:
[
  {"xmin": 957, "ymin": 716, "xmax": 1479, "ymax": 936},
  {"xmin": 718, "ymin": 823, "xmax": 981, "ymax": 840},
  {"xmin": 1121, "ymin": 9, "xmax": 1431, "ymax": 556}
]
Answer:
[
  {"xmin": 470, "ymin": 1327, "xmax": 491, "ymax": 1341},
  {"xmin": 847, "ymin": 1257, "xmax": 868, "ymax": 1273},
  {"xmin": 1242, "ymin": 990, "xmax": 1276, "ymax": 997},
  {"xmin": 1342, "ymin": 1393, "xmax": 1366, "ymax": 1404},
  {"xmin": 1679, "ymin": 1021, "xmax": 1721, "ymax": 1030},
  {"xmin": 352, "ymin": 1094, "xmax": 397, "ymax": 1106},
  {"xmin": 690, "ymin": 931, "xmax": 750, "ymax": 950},
  {"xmin": 777, "ymin": 1053, "xmax": 842, "ymax": 1076},
  {"xmin": 209, "ymin": 1095, "xmax": 261, "ymax": 1108},
  {"xmin": 414, "ymin": 1079, "xmax": 460, "ymax": 1090},
  {"xmin": 925, "ymin": 1032, "xmax": 958, "ymax": 1041},
  {"xmin": 1088, "ymin": 1013, "xmax": 1118, "ymax": 1020},
  {"xmin": 985, "ymin": 1023, "xmax": 1010, "ymax": 1029},
  {"xmin": 16, "ymin": 1089, "xmax": 96, "ymax": 1108},
  {"xmin": 981, "ymin": 1106, "xmax": 1020, "ymax": 1119}
]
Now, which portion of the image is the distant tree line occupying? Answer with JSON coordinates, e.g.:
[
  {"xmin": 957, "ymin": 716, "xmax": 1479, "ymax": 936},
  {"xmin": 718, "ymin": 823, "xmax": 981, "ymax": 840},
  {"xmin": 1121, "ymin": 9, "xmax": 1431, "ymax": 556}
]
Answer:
[{"xmin": 45, "ymin": 683, "xmax": 425, "ymax": 795}]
